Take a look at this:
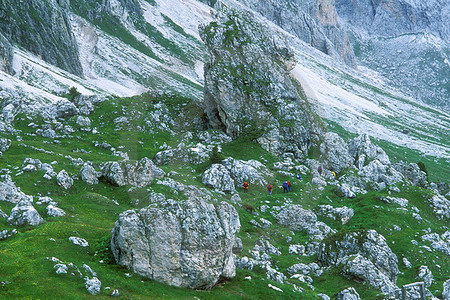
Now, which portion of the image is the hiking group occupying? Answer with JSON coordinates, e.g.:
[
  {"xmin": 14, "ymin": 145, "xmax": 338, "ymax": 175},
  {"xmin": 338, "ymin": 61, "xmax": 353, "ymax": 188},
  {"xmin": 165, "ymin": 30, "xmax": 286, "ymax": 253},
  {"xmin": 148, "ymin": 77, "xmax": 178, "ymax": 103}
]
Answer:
[{"xmin": 242, "ymin": 174, "xmax": 302, "ymax": 195}]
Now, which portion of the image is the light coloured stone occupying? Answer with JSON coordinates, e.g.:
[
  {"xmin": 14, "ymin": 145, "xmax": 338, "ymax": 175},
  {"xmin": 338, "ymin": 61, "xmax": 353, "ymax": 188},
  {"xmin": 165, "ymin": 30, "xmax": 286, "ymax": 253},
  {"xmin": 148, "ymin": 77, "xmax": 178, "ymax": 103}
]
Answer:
[{"xmin": 111, "ymin": 198, "xmax": 240, "ymax": 289}]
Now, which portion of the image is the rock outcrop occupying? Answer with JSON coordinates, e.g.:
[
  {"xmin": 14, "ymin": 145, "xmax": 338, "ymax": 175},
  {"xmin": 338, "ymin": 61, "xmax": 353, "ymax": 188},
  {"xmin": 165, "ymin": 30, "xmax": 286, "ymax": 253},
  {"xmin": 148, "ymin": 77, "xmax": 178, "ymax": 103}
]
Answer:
[
  {"xmin": 202, "ymin": 164, "xmax": 236, "ymax": 193},
  {"xmin": 0, "ymin": 32, "xmax": 14, "ymax": 74},
  {"xmin": 111, "ymin": 198, "xmax": 240, "ymax": 289},
  {"xmin": 0, "ymin": 0, "xmax": 83, "ymax": 76},
  {"xmin": 200, "ymin": 6, "xmax": 323, "ymax": 158},
  {"xmin": 80, "ymin": 163, "xmax": 100, "ymax": 185},
  {"xmin": 428, "ymin": 194, "xmax": 450, "ymax": 220},
  {"xmin": 229, "ymin": 0, "xmax": 356, "ymax": 66},
  {"xmin": 318, "ymin": 230, "xmax": 399, "ymax": 296},
  {"xmin": 275, "ymin": 205, "xmax": 334, "ymax": 240},
  {"xmin": 57, "ymin": 170, "xmax": 73, "ymax": 190},
  {"xmin": 101, "ymin": 158, "xmax": 164, "ymax": 187},
  {"xmin": 320, "ymin": 132, "xmax": 353, "ymax": 173},
  {"xmin": 8, "ymin": 199, "xmax": 44, "ymax": 226}
]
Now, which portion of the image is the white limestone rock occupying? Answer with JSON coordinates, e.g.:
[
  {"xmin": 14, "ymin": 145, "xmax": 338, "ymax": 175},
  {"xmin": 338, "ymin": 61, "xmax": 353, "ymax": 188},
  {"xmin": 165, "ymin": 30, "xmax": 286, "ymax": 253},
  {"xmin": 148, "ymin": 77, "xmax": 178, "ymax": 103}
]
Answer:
[
  {"xmin": 202, "ymin": 164, "xmax": 235, "ymax": 193},
  {"xmin": 85, "ymin": 277, "xmax": 101, "ymax": 295},
  {"xmin": 111, "ymin": 198, "xmax": 240, "ymax": 289},
  {"xmin": 57, "ymin": 170, "xmax": 73, "ymax": 189},
  {"xmin": 101, "ymin": 158, "xmax": 164, "ymax": 187},
  {"xmin": 8, "ymin": 199, "xmax": 43, "ymax": 226},
  {"xmin": 80, "ymin": 163, "xmax": 100, "ymax": 185},
  {"xmin": 46, "ymin": 205, "xmax": 66, "ymax": 217}
]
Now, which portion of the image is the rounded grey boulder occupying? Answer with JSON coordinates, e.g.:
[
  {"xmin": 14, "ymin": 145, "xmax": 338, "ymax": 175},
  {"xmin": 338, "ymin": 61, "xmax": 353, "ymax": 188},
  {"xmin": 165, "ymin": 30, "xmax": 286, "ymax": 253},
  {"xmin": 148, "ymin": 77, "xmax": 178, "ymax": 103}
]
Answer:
[
  {"xmin": 202, "ymin": 164, "xmax": 236, "ymax": 193},
  {"xmin": 111, "ymin": 199, "xmax": 240, "ymax": 289},
  {"xmin": 57, "ymin": 169, "xmax": 73, "ymax": 189},
  {"xmin": 101, "ymin": 158, "xmax": 164, "ymax": 187},
  {"xmin": 8, "ymin": 199, "xmax": 43, "ymax": 226},
  {"xmin": 80, "ymin": 163, "xmax": 100, "ymax": 185}
]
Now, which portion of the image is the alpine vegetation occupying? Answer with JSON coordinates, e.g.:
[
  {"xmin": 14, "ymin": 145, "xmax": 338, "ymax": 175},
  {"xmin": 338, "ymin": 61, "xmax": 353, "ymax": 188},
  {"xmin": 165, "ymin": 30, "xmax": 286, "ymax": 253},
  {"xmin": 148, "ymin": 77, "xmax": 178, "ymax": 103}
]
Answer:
[{"xmin": 0, "ymin": 0, "xmax": 448, "ymax": 299}]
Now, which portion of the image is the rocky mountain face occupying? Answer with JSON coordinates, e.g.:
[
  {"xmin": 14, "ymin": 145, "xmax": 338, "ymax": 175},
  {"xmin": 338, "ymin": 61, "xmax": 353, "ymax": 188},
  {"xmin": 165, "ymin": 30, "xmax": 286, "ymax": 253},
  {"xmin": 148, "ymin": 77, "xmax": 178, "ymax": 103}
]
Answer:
[
  {"xmin": 0, "ymin": 0, "xmax": 83, "ymax": 76},
  {"xmin": 336, "ymin": 0, "xmax": 450, "ymax": 108},
  {"xmin": 230, "ymin": 0, "xmax": 356, "ymax": 66},
  {"xmin": 335, "ymin": 0, "xmax": 449, "ymax": 39},
  {"xmin": 201, "ymin": 6, "xmax": 324, "ymax": 158},
  {"xmin": 202, "ymin": 0, "xmax": 449, "ymax": 108}
]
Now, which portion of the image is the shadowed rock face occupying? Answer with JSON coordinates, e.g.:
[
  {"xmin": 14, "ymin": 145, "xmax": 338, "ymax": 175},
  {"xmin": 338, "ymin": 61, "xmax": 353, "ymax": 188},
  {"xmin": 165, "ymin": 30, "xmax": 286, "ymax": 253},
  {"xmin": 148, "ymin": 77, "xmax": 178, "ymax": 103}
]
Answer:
[
  {"xmin": 318, "ymin": 230, "xmax": 399, "ymax": 296},
  {"xmin": 335, "ymin": 0, "xmax": 449, "ymax": 40},
  {"xmin": 0, "ymin": 33, "xmax": 13, "ymax": 75},
  {"xmin": 200, "ymin": 6, "xmax": 324, "ymax": 158},
  {"xmin": 111, "ymin": 198, "xmax": 240, "ymax": 290},
  {"xmin": 0, "ymin": 0, "xmax": 84, "ymax": 77}
]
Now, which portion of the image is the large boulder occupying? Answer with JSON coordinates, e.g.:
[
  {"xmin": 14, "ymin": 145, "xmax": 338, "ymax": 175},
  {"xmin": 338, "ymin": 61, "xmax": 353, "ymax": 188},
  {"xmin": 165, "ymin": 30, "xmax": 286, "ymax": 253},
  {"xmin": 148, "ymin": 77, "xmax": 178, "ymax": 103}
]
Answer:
[
  {"xmin": 347, "ymin": 134, "xmax": 390, "ymax": 167},
  {"xmin": 52, "ymin": 100, "xmax": 78, "ymax": 118},
  {"xmin": 101, "ymin": 158, "xmax": 164, "ymax": 187},
  {"xmin": 8, "ymin": 199, "xmax": 43, "ymax": 226},
  {"xmin": 318, "ymin": 230, "xmax": 399, "ymax": 295},
  {"xmin": 0, "ymin": 175, "xmax": 32, "ymax": 203},
  {"xmin": 80, "ymin": 163, "xmax": 100, "ymax": 185},
  {"xmin": 221, "ymin": 157, "xmax": 270, "ymax": 186},
  {"xmin": 336, "ymin": 287, "xmax": 361, "ymax": 300},
  {"xmin": 200, "ymin": 6, "xmax": 323, "ymax": 158},
  {"xmin": 202, "ymin": 164, "xmax": 236, "ymax": 193},
  {"xmin": 320, "ymin": 132, "xmax": 353, "ymax": 173},
  {"xmin": 0, "ymin": 138, "xmax": 11, "ymax": 158},
  {"xmin": 57, "ymin": 170, "xmax": 73, "ymax": 189},
  {"xmin": 318, "ymin": 205, "xmax": 354, "ymax": 224},
  {"xmin": 428, "ymin": 194, "xmax": 450, "ymax": 220},
  {"xmin": 111, "ymin": 198, "xmax": 240, "ymax": 289},
  {"xmin": 275, "ymin": 205, "xmax": 334, "ymax": 240},
  {"xmin": 443, "ymin": 279, "xmax": 450, "ymax": 300},
  {"xmin": 393, "ymin": 162, "xmax": 428, "ymax": 187}
]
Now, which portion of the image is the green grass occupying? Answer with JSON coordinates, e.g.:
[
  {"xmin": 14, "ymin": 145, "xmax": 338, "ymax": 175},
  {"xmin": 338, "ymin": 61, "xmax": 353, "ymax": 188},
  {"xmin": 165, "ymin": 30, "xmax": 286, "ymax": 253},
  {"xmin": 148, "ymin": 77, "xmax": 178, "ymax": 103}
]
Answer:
[{"xmin": 1, "ymin": 92, "xmax": 449, "ymax": 299}]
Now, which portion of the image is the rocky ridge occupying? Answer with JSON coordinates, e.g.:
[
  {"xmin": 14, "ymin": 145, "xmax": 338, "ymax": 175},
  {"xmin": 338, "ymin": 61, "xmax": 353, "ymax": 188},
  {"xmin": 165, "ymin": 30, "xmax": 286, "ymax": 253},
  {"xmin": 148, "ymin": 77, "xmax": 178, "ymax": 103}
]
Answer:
[{"xmin": 200, "ymin": 6, "xmax": 324, "ymax": 158}]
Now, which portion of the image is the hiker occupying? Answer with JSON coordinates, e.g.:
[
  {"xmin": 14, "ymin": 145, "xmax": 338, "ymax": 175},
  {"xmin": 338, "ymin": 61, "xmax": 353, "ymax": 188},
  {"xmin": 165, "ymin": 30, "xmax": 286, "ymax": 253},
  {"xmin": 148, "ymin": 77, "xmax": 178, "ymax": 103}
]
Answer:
[
  {"xmin": 296, "ymin": 173, "xmax": 302, "ymax": 180},
  {"xmin": 287, "ymin": 181, "xmax": 291, "ymax": 192},
  {"xmin": 283, "ymin": 181, "xmax": 289, "ymax": 193},
  {"xmin": 243, "ymin": 181, "xmax": 249, "ymax": 193},
  {"xmin": 318, "ymin": 165, "xmax": 323, "ymax": 176},
  {"xmin": 267, "ymin": 184, "xmax": 273, "ymax": 195},
  {"xmin": 332, "ymin": 171, "xmax": 336, "ymax": 179}
]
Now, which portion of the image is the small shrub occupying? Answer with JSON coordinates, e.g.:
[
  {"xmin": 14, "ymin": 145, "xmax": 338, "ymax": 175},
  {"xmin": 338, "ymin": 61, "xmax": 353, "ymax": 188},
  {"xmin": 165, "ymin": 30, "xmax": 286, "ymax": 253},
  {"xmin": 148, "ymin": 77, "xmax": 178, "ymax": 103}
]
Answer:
[
  {"xmin": 210, "ymin": 146, "xmax": 223, "ymax": 164},
  {"xmin": 94, "ymin": 235, "xmax": 115, "ymax": 264},
  {"xmin": 417, "ymin": 161, "xmax": 428, "ymax": 176},
  {"xmin": 68, "ymin": 86, "xmax": 81, "ymax": 102}
]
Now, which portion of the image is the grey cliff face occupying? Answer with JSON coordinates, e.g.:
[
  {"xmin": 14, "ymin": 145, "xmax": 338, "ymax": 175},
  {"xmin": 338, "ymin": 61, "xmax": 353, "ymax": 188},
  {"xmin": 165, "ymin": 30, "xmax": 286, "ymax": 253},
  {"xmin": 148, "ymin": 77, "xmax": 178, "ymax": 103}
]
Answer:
[
  {"xmin": 0, "ymin": 32, "xmax": 13, "ymax": 75},
  {"xmin": 335, "ymin": 0, "xmax": 449, "ymax": 40},
  {"xmin": 318, "ymin": 229, "xmax": 399, "ymax": 295},
  {"xmin": 111, "ymin": 198, "xmax": 240, "ymax": 289},
  {"xmin": 233, "ymin": 0, "xmax": 356, "ymax": 66},
  {"xmin": 200, "ymin": 7, "xmax": 323, "ymax": 158},
  {"xmin": 0, "ymin": 0, "xmax": 83, "ymax": 76}
]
